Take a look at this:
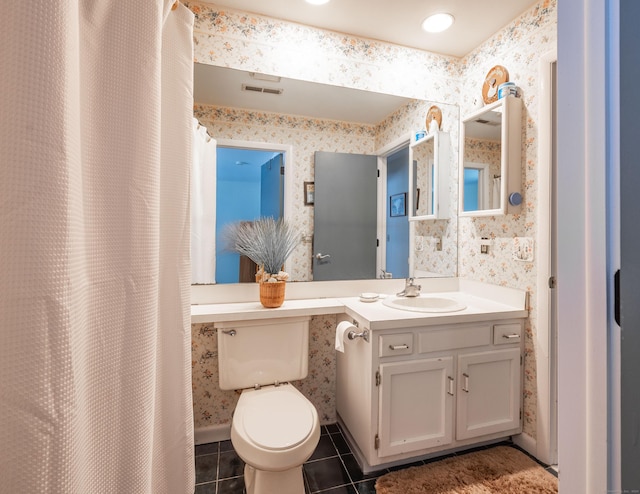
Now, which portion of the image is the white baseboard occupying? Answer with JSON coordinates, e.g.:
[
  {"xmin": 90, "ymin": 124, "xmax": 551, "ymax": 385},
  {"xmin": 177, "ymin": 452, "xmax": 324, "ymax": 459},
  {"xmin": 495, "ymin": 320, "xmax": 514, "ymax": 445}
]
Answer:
[
  {"xmin": 512, "ymin": 432, "xmax": 537, "ymax": 458},
  {"xmin": 195, "ymin": 424, "xmax": 231, "ymax": 445}
]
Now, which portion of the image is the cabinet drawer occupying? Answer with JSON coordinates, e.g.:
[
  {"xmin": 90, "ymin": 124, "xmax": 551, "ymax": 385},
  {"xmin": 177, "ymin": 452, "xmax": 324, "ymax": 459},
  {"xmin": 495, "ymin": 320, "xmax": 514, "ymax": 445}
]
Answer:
[
  {"xmin": 379, "ymin": 333, "xmax": 413, "ymax": 357},
  {"xmin": 418, "ymin": 325, "xmax": 491, "ymax": 353},
  {"xmin": 493, "ymin": 323, "xmax": 522, "ymax": 345}
]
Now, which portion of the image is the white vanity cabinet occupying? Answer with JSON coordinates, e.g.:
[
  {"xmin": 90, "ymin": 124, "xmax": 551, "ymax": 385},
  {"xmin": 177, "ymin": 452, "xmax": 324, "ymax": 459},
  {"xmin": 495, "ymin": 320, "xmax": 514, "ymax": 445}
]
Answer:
[
  {"xmin": 336, "ymin": 318, "xmax": 524, "ymax": 472},
  {"xmin": 377, "ymin": 356, "xmax": 454, "ymax": 457},
  {"xmin": 455, "ymin": 347, "xmax": 521, "ymax": 440}
]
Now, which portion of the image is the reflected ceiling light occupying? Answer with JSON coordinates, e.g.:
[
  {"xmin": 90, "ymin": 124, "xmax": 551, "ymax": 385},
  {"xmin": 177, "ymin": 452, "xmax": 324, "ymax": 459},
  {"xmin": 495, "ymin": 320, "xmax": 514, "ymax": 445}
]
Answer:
[
  {"xmin": 305, "ymin": 0, "xmax": 330, "ymax": 5},
  {"xmin": 249, "ymin": 72, "xmax": 281, "ymax": 83},
  {"xmin": 421, "ymin": 13, "xmax": 454, "ymax": 33}
]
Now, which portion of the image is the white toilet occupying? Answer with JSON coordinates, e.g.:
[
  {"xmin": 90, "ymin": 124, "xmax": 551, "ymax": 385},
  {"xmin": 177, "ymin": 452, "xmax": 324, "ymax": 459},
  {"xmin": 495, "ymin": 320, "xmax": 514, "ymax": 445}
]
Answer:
[{"xmin": 217, "ymin": 316, "xmax": 321, "ymax": 494}]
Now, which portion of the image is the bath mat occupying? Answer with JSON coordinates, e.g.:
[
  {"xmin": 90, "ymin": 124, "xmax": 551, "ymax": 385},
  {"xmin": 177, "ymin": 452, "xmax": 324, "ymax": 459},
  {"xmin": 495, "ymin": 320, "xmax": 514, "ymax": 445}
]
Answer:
[{"xmin": 375, "ymin": 446, "xmax": 557, "ymax": 494}]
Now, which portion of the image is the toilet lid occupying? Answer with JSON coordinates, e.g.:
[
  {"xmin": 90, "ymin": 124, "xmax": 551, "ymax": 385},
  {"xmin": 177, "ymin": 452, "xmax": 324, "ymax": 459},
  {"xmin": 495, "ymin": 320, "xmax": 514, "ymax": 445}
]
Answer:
[{"xmin": 242, "ymin": 390, "xmax": 314, "ymax": 451}]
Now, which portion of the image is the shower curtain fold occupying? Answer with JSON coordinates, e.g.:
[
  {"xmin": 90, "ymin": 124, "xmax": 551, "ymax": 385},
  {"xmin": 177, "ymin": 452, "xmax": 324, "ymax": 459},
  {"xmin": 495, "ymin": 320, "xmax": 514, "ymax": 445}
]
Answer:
[
  {"xmin": 191, "ymin": 119, "xmax": 217, "ymax": 284},
  {"xmin": 0, "ymin": 2, "xmax": 195, "ymax": 493}
]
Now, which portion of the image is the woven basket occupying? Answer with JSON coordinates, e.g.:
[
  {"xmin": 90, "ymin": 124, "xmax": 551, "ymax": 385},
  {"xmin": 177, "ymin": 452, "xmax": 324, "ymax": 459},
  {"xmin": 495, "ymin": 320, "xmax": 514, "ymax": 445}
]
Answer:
[{"xmin": 259, "ymin": 281, "xmax": 286, "ymax": 308}]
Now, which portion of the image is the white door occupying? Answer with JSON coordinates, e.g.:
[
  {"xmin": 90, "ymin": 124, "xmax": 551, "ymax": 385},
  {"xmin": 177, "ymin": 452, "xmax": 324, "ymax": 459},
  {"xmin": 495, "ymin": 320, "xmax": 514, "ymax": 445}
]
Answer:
[
  {"xmin": 456, "ymin": 348, "xmax": 521, "ymax": 440},
  {"xmin": 378, "ymin": 357, "xmax": 454, "ymax": 457}
]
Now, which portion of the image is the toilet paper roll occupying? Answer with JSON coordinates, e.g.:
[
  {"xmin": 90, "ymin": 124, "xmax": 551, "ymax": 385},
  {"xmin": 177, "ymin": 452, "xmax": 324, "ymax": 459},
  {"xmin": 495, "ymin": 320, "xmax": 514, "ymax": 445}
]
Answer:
[{"xmin": 335, "ymin": 321, "xmax": 356, "ymax": 353}]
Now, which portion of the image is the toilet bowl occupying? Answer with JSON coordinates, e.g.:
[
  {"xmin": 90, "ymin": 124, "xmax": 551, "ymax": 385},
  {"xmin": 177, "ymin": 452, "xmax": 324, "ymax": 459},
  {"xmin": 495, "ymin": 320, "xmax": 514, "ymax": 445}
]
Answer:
[{"xmin": 231, "ymin": 383, "xmax": 320, "ymax": 494}]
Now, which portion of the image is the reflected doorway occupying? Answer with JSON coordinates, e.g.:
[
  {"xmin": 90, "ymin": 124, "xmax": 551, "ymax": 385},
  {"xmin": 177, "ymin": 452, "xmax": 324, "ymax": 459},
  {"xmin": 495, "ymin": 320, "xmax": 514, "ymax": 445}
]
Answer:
[
  {"xmin": 463, "ymin": 163, "xmax": 490, "ymax": 212},
  {"xmin": 215, "ymin": 147, "xmax": 283, "ymax": 283},
  {"xmin": 385, "ymin": 146, "xmax": 410, "ymax": 279}
]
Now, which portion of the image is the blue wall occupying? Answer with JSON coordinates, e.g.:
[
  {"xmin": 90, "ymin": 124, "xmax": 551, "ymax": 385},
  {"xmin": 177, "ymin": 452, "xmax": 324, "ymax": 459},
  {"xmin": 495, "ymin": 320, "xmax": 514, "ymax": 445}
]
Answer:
[
  {"xmin": 463, "ymin": 168, "xmax": 480, "ymax": 212},
  {"xmin": 260, "ymin": 155, "xmax": 283, "ymax": 219},
  {"xmin": 386, "ymin": 147, "xmax": 409, "ymax": 279},
  {"xmin": 215, "ymin": 147, "xmax": 282, "ymax": 283}
]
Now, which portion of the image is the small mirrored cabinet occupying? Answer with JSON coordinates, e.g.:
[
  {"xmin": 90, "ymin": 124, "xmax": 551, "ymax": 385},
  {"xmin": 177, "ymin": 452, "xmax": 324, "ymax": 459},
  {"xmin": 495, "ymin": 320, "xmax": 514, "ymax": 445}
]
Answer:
[
  {"xmin": 408, "ymin": 131, "xmax": 450, "ymax": 221},
  {"xmin": 459, "ymin": 96, "xmax": 522, "ymax": 216}
]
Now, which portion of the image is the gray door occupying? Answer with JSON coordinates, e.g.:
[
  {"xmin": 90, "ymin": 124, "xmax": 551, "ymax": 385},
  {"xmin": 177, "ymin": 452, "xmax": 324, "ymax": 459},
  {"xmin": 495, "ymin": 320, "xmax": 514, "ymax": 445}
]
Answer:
[
  {"xmin": 260, "ymin": 154, "xmax": 283, "ymax": 219},
  {"xmin": 313, "ymin": 151, "xmax": 377, "ymax": 280},
  {"xmin": 620, "ymin": 2, "xmax": 640, "ymax": 488}
]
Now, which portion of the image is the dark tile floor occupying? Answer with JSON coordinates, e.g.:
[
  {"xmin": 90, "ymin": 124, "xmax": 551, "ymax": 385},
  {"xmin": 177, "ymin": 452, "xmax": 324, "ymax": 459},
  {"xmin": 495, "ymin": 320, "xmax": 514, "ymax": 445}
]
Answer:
[{"xmin": 194, "ymin": 423, "xmax": 557, "ymax": 494}]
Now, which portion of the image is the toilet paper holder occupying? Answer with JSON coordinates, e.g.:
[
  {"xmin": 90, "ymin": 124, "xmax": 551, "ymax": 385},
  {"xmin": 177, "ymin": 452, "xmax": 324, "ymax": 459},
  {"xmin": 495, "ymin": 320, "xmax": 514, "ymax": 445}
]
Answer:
[{"xmin": 347, "ymin": 329, "xmax": 370, "ymax": 342}]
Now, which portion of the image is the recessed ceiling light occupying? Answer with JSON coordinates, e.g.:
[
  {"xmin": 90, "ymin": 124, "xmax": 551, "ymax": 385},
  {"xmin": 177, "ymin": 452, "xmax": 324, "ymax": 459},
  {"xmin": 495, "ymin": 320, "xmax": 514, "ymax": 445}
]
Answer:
[
  {"xmin": 305, "ymin": 0, "xmax": 330, "ymax": 5},
  {"xmin": 421, "ymin": 13, "xmax": 454, "ymax": 33}
]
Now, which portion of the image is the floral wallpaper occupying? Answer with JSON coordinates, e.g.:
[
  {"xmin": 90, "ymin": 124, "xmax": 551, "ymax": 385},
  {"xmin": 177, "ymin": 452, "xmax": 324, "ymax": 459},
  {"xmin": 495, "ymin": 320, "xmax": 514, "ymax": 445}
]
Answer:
[
  {"xmin": 194, "ymin": 104, "xmax": 376, "ymax": 282},
  {"xmin": 374, "ymin": 100, "xmax": 460, "ymax": 278},
  {"xmin": 186, "ymin": 2, "xmax": 460, "ymax": 104},
  {"xmin": 194, "ymin": 97, "xmax": 459, "ymax": 282},
  {"xmin": 187, "ymin": 0, "xmax": 557, "ymax": 440},
  {"xmin": 457, "ymin": 0, "xmax": 557, "ymax": 437}
]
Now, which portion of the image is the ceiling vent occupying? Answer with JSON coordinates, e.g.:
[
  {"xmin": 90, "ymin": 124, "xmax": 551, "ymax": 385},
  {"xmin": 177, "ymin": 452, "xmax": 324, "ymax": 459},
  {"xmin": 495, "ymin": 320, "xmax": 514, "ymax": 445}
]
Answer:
[
  {"xmin": 242, "ymin": 84, "xmax": 284, "ymax": 95},
  {"xmin": 475, "ymin": 118, "xmax": 500, "ymax": 126}
]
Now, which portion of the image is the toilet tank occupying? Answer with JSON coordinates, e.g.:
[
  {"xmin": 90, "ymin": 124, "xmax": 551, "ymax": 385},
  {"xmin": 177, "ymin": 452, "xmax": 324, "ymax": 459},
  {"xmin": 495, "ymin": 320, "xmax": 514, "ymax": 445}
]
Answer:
[{"xmin": 216, "ymin": 316, "xmax": 311, "ymax": 390}]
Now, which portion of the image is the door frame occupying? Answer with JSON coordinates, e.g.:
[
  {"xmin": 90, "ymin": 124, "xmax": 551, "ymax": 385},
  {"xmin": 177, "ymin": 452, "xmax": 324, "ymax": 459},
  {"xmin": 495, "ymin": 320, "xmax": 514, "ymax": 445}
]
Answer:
[
  {"xmin": 216, "ymin": 138, "xmax": 294, "ymax": 272},
  {"xmin": 376, "ymin": 135, "xmax": 411, "ymax": 278},
  {"xmin": 557, "ymin": 0, "xmax": 609, "ymax": 491},
  {"xmin": 518, "ymin": 49, "xmax": 558, "ymax": 466}
]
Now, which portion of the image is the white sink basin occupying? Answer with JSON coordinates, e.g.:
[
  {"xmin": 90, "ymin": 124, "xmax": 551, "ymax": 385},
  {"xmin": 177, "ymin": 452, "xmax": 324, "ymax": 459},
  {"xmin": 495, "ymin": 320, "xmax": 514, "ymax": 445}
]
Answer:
[{"xmin": 382, "ymin": 295, "xmax": 467, "ymax": 313}]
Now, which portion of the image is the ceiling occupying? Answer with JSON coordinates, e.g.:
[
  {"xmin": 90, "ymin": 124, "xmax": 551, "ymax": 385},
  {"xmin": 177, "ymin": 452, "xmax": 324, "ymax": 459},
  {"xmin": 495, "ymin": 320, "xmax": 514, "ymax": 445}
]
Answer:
[
  {"xmin": 200, "ymin": 0, "xmax": 539, "ymax": 58},
  {"xmin": 193, "ymin": 64, "xmax": 415, "ymax": 125}
]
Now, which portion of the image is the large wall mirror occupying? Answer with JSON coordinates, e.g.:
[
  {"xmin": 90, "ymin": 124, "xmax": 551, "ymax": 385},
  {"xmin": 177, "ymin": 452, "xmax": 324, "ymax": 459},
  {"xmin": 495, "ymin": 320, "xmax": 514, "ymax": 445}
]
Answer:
[
  {"xmin": 459, "ymin": 97, "xmax": 522, "ymax": 217},
  {"xmin": 192, "ymin": 62, "xmax": 459, "ymax": 284}
]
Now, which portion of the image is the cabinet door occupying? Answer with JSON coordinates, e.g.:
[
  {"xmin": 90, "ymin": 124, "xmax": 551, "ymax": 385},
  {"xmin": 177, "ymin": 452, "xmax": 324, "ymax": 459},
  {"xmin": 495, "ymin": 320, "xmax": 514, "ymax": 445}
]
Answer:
[
  {"xmin": 378, "ymin": 357, "xmax": 454, "ymax": 457},
  {"xmin": 456, "ymin": 348, "xmax": 521, "ymax": 440}
]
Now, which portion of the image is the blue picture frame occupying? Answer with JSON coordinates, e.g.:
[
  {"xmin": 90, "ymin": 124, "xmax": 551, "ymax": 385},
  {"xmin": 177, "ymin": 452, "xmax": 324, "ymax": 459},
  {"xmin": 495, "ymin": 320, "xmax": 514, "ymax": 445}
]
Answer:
[{"xmin": 390, "ymin": 192, "xmax": 407, "ymax": 217}]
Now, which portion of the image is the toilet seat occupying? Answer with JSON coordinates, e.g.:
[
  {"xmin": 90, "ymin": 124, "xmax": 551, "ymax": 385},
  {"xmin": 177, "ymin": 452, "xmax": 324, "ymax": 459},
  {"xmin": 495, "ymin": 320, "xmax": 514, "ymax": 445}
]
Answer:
[
  {"xmin": 231, "ymin": 383, "xmax": 321, "ymax": 490},
  {"xmin": 242, "ymin": 388, "xmax": 314, "ymax": 451}
]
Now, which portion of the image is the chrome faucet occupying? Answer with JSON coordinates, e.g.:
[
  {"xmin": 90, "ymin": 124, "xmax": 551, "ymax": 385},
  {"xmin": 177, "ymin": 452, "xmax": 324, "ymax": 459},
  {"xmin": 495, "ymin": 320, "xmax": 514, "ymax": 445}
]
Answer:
[{"xmin": 396, "ymin": 278, "xmax": 421, "ymax": 297}]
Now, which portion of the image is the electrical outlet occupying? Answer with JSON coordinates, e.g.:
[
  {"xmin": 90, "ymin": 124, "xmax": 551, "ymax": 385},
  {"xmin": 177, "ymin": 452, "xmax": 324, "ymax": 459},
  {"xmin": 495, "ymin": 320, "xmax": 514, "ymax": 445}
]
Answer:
[
  {"xmin": 435, "ymin": 236, "xmax": 442, "ymax": 251},
  {"xmin": 513, "ymin": 237, "xmax": 534, "ymax": 261},
  {"xmin": 480, "ymin": 237, "xmax": 491, "ymax": 254}
]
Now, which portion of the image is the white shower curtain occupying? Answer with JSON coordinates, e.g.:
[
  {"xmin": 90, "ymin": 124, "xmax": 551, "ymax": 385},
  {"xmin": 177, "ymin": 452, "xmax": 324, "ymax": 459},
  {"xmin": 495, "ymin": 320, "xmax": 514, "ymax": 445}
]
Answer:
[
  {"xmin": 191, "ymin": 119, "xmax": 217, "ymax": 284},
  {"xmin": 492, "ymin": 176, "xmax": 502, "ymax": 209},
  {"xmin": 0, "ymin": 2, "xmax": 195, "ymax": 493}
]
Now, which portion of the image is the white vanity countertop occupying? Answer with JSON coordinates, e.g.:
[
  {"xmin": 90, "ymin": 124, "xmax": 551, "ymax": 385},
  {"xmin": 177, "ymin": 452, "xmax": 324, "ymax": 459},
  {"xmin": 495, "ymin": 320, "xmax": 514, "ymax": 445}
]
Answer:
[
  {"xmin": 191, "ymin": 298, "xmax": 344, "ymax": 323},
  {"xmin": 190, "ymin": 279, "xmax": 528, "ymax": 325},
  {"xmin": 340, "ymin": 290, "xmax": 528, "ymax": 330}
]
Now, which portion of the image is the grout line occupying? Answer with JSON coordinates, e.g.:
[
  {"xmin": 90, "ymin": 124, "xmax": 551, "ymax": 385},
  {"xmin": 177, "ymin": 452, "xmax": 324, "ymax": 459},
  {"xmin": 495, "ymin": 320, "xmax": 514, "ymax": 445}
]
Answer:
[
  {"xmin": 305, "ymin": 454, "xmax": 340, "ymax": 463},
  {"xmin": 215, "ymin": 441, "xmax": 221, "ymax": 488},
  {"xmin": 327, "ymin": 431, "xmax": 357, "ymax": 492}
]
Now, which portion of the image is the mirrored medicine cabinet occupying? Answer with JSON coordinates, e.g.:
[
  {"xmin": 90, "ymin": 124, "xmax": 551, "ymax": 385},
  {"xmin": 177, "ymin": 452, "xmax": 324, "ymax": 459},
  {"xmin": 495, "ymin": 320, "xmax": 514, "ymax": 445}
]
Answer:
[
  {"xmin": 459, "ymin": 96, "xmax": 522, "ymax": 216},
  {"xmin": 408, "ymin": 131, "xmax": 450, "ymax": 221}
]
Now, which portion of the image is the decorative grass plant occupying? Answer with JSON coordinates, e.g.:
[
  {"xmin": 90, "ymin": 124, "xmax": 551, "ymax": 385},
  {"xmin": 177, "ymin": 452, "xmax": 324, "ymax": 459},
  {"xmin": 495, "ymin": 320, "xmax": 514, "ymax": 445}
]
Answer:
[{"xmin": 224, "ymin": 217, "xmax": 299, "ymax": 282}]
